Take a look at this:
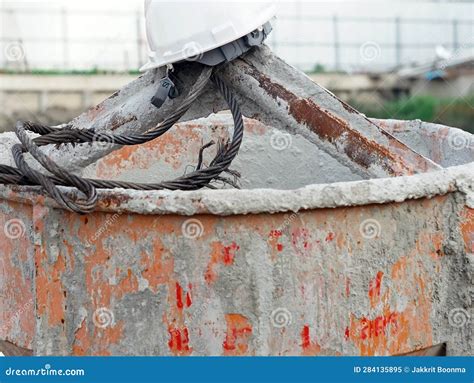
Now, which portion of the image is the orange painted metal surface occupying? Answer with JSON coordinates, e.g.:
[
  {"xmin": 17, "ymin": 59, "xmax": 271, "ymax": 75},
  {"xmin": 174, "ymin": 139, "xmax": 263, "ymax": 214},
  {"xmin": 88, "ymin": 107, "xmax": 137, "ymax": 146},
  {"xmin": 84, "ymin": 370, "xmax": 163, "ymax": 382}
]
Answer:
[
  {"xmin": 0, "ymin": 201, "xmax": 35, "ymax": 351},
  {"xmin": 0, "ymin": 118, "xmax": 472, "ymax": 356},
  {"xmin": 1, "ymin": 195, "xmax": 471, "ymax": 356},
  {"xmin": 461, "ymin": 208, "xmax": 474, "ymax": 255}
]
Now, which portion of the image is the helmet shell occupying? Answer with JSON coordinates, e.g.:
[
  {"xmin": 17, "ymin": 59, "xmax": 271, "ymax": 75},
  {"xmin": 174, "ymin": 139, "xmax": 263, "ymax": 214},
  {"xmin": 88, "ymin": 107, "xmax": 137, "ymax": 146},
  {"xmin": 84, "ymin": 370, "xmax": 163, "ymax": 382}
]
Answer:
[{"xmin": 140, "ymin": 0, "xmax": 276, "ymax": 71}]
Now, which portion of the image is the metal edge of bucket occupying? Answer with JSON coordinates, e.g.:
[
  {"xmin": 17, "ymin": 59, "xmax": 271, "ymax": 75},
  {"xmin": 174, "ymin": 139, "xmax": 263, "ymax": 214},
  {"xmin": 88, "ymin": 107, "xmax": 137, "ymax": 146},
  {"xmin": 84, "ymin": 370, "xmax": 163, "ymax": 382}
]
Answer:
[
  {"xmin": 0, "ymin": 162, "xmax": 472, "ymax": 216},
  {"xmin": 0, "ymin": 117, "xmax": 472, "ymax": 216}
]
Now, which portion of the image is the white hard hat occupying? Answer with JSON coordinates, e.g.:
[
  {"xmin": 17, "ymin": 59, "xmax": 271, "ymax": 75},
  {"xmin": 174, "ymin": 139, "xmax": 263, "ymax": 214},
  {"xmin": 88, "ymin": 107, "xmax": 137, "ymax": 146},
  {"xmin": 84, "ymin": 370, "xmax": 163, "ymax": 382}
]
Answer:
[{"xmin": 140, "ymin": 0, "xmax": 276, "ymax": 71}]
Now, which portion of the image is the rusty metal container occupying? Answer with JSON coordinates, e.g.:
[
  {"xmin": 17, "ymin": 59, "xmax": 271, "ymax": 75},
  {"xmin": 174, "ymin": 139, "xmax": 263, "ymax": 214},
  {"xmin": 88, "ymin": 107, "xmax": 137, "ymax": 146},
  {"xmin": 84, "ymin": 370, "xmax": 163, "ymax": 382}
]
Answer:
[{"xmin": 1, "ymin": 115, "xmax": 472, "ymax": 356}]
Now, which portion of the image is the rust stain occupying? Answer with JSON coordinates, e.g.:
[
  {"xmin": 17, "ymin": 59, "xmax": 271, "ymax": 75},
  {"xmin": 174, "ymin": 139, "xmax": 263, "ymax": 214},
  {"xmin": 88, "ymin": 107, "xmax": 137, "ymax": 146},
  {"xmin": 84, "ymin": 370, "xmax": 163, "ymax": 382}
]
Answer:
[
  {"xmin": 243, "ymin": 117, "xmax": 267, "ymax": 136},
  {"xmin": 416, "ymin": 232, "xmax": 445, "ymax": 261},
  {"xmin": 290, "ymin": 99, "xmax": 409, "ymax": 176},
  {"xmin": 91, "ymin": 322, "xmax": 125, "ymax": 356},
  {"xmin": 107, "ymin": 114, "xmax": 138, "ymax": 132},
  {"xmin": 325, "ymin": 232, "xmax": 336, "ymax": 242},
  {"xmin": 242, "ymin": 63, "xmax": 439, "ymax": 176},
  {"xmin": 86, "ymin": 103, "xmax": 105, "ymax": 121},
  {"xmin": 99, "ymin": 193, "xmax": 132, "ymax": 209}
]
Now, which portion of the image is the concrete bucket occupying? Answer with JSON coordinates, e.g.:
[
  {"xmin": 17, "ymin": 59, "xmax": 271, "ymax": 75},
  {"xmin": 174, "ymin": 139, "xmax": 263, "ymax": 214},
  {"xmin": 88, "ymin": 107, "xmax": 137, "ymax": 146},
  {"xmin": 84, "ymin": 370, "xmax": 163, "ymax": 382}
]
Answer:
[{"xmin": 0, "ymin": 113, "xmax": 472, "ymax": 356}]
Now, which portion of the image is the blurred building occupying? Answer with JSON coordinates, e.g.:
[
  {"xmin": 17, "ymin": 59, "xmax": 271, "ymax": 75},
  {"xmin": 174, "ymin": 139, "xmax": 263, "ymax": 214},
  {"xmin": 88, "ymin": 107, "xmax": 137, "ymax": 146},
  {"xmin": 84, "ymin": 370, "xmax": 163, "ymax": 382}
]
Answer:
[
  {"xmin": 0, "ymin": 0, "xmax": 473, "ymax": 73},
  {"xmin": 0, "ymin": 0, "xmax": 472, "ymax": 133}
]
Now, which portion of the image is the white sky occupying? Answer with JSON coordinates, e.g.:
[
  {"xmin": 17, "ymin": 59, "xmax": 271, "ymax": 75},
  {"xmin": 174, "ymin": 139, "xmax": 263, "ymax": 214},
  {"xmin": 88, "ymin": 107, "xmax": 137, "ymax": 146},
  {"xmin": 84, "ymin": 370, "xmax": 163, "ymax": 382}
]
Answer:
[{"xmin": 4, "ymin": 0, "xmax": 473, "ymax": 10}]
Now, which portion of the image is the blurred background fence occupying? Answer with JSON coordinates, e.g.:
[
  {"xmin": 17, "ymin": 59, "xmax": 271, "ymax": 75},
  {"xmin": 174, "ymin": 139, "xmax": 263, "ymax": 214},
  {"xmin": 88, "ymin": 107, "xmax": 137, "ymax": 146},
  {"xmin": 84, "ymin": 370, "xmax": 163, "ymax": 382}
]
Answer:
[
  {"xmin": 0, "ymin": 1, "xmax": 472, "ymax": 135},
  {"xmin": 1, "ymin": 4, "xmax": 473, "ymax": 73}
]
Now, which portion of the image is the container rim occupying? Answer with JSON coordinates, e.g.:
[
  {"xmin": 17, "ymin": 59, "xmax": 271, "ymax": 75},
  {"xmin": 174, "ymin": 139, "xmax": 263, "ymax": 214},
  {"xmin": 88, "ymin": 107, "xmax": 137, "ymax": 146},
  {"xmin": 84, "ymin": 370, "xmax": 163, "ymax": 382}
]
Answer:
[{"xmin": 0, "ymin": 162, "xmax": 472, "ymax": 216}]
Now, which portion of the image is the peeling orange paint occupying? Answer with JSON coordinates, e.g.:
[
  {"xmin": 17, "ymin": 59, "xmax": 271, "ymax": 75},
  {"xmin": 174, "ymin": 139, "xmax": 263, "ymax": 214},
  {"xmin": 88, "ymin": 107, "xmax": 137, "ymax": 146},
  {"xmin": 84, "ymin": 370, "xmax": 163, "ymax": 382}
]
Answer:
[
  {"xmin": 96, "ymin": 125, "xmax": 213, "ymax": 178},
  {"xmin": 2, "ymin": 189, "xmax": 464, "ymax": 356},
  {"xmin": 347, "ymin": 247, "xmax": 434, "ymax": 356},
  {"xmin": 35, "ymin": 248, "xmax": 66, "ymax": 327},
  {"xmin": 460, "ymin": 208, "xmax": 473, "ymax": 254},
  {"xmin": 205, "ymin": 241, "xmax": 240, "ymax": 284},
  {"xmin": 72, "ymin": 319, "xmax": 90, "ymax": 356},
  {"xmin": 0, "ymin": 206, "xmax": 35, "ymax": 350},
  {"xmin": 223, "ymin": 314, "xmax": 253, "ymax": 356},
  {"xmin": 92, "ymin": 322, "xmax": 125, "ymax": 356},
  {"xmin": 141, "ymin": 241, "xmax": 174, "ymax": 293}
]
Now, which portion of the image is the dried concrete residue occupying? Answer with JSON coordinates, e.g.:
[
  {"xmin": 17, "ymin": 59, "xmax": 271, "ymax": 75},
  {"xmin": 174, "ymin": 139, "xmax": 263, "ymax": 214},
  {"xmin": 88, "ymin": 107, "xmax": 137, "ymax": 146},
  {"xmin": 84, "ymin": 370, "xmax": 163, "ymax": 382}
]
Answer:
[
  {"xmin": 0, "ymin": 132, "xmax": 18, "ymax": 167},
  {"xmin": 30, "ymin": 177, "xmax": 472, "ymax": 356},
  {"xmin": 0, "ymin": 116, "xmax": 472, "ymax": 215},
  {"xmin": 82, "ymin": 115, "xmax": 365, "ymax": 188},
  {"xmin": 0, "ymin": 162, "xmax": 472, "ymax": 216},
  {"xmin": 95, "ymin": 162, "xmax": 474, "ymax": 215}
]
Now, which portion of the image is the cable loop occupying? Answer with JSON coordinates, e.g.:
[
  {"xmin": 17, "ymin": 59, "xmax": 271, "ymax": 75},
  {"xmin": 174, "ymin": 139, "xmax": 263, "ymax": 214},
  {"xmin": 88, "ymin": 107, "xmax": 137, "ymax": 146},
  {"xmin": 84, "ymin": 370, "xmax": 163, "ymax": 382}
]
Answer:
[{"xmin": 0, "ymin": 65, "xmax": 244, "ymax": 213}]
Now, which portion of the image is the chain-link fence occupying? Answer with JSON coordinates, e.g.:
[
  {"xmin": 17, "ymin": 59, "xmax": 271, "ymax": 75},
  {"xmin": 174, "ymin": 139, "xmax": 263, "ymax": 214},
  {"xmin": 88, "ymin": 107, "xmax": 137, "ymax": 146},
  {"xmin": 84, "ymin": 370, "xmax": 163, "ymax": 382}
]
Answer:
[{"xmin": 1, "ymin": 7, "xmax": 473, "ymax": 72}]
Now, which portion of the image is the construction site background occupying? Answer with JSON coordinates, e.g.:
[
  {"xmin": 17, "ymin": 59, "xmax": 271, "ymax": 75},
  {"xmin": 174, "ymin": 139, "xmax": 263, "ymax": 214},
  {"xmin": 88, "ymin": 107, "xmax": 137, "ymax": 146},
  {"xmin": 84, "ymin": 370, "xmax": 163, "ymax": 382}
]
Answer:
[{"xmin": 1, "ymin": 0, "xmax": 473, "ymax": 133}]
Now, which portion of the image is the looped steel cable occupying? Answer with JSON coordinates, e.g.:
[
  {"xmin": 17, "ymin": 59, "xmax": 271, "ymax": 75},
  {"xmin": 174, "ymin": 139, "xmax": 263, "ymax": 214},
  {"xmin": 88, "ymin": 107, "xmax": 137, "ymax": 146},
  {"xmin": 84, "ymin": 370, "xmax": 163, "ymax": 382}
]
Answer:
[
  {"xmin": 0, "ymin": 65, "xmax": 245, "ymax": 213},
  {"xmin": 32, "ymin": 66, "xmax": 214, "ymax": 148}
]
